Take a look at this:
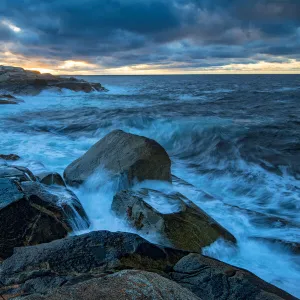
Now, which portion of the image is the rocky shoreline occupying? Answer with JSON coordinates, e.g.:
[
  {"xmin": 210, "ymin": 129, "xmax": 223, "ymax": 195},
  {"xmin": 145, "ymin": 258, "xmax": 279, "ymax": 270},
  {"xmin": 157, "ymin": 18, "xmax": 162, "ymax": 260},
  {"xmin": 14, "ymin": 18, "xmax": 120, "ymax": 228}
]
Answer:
[
  {"xmin": 0, "ymin": 65, "xmax": 106, "ymax": 100},
  {"xmin": 0, "ymin": 130, "xmax": 298, "ymax": 299}
]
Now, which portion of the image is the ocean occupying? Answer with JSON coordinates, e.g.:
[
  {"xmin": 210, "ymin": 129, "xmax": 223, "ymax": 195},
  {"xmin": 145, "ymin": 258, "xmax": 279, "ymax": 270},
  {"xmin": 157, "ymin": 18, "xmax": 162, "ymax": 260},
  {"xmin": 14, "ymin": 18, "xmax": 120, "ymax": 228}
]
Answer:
[{"xmin": 0, "ymin": 74, "xmax": 300, "ymax": 297}]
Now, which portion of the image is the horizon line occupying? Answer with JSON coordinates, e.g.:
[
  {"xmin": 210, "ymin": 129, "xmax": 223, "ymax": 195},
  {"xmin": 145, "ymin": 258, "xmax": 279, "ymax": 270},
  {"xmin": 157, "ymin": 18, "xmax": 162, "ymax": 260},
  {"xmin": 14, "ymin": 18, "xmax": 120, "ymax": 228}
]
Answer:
[{"xmin": 63, "ymin": 72, "xmax": 300, "ymax": 76}]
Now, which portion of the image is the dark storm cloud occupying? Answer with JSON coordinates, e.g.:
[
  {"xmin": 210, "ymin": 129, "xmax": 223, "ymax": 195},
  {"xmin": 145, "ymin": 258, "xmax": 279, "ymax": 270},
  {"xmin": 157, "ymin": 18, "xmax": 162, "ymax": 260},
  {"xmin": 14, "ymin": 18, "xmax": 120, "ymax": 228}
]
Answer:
[
  {"xmin": 0, "ymin": 22, "xmax": 14, "ymax": 40},
  {"xmin": 1, "ymin": 0, "xmax": 300, "ymax": 69}
]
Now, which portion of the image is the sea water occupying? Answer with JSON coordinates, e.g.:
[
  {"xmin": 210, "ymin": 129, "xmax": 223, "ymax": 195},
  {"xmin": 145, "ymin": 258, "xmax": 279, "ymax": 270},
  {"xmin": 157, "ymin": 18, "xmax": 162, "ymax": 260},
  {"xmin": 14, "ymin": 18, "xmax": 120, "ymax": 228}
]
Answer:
[{"xmin": 0, "ymin": 75, "xmax": 299, "ymax": 297}]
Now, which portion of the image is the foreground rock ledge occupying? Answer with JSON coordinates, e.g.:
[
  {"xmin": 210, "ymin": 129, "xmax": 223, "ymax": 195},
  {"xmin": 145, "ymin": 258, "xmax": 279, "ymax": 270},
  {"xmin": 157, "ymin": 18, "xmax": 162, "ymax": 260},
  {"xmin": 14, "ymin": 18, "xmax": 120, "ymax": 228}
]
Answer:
[
  {"xmin": 0, "ymin": 65, "xmax": 106, "ymax": 95},
  {"xmin": 20, "ymin": 270, "xmax": 201, "ymax": 300},
  {"xmin": 64, "ymin": 130, "xmax": 172, "ymax": 187},
  {"xmin": 0, "ymin": 231, "xmax": 296, "ymax": 300},
  {"xmin": 0, "ymin": 230, "xmax": 187, "ymax": 298}
]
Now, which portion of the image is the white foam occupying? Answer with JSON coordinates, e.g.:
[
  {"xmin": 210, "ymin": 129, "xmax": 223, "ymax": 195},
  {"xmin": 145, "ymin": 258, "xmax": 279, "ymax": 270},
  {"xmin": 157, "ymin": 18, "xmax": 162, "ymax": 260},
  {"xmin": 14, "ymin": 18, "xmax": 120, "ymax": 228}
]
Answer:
[
  {"xmin": 72, "ymin": 169, "xmax": 163, "ymax": 245},
  {"xmin": 133, "ymin": 180, "xmax": 184, "ymax": 214}
]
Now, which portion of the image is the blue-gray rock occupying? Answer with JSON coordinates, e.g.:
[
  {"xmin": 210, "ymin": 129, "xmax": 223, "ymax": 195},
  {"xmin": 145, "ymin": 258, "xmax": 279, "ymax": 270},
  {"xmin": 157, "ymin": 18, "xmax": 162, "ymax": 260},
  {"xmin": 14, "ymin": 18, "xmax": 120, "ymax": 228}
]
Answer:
[
  {"xmin": 0, "ymin": 176, "xmax": 90, "ymax": 260},
  {"xmin": 64, "ymin": 130, "xmax": 172, "ymax": 187},
  {"xmin": 170, "ymin": 253, "xmax": 297, "ymax": 300}
]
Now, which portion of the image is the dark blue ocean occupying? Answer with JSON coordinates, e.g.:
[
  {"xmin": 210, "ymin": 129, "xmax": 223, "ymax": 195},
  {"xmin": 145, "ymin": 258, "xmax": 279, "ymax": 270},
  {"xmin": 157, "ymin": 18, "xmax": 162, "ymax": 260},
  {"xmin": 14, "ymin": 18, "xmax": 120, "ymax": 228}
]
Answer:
[{"xmin": 1, "ymin": 75, "xmax": 300, "ymax": 297}]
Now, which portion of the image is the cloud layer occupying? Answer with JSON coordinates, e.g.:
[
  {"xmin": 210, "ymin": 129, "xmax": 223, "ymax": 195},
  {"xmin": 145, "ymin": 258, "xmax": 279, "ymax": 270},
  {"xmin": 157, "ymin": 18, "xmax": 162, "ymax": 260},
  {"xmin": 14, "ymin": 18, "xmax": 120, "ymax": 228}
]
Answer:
[{"xmin": 1, "ymin": 0, "xmax": 300, "ymax": 73}]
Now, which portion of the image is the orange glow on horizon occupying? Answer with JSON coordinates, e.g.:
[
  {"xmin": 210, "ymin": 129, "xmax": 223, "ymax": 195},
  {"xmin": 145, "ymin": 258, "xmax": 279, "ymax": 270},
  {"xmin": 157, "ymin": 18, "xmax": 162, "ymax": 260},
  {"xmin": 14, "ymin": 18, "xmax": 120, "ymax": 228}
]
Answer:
[{"xmin": 1, "ymin": 53, "xmax": 300, "ymax": 75}]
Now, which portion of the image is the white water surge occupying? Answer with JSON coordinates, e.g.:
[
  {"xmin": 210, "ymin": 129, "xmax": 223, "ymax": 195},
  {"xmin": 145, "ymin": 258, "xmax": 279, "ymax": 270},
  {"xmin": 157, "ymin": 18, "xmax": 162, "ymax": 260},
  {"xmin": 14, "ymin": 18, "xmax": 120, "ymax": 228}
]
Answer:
[{"xmin": 0, "ymin": 75, "xmax": 299, "ymax": 297}]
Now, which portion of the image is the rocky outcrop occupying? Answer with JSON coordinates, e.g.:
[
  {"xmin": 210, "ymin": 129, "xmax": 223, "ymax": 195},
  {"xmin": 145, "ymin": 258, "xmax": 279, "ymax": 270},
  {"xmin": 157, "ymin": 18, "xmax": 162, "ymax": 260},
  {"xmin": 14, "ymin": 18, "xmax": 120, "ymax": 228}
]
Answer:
[
  {"xmin": 20, "ymin": 270, "xmax": 201, "ymax": 300},
  {"xmin": 0, "ymin": 153, "xmax": 21, "ymax": 161},
  {"xmin": 36, "ymin": 171, "xmax": 66, "ymax": 187},
  {"xmin": 0, "ymin": 231, "xmax": 295, "ymax": 300},
  {"xmin": 0, "ymin": 165, "xmax": 90, "ymax": 259},
  {"xmin": 112, "ymin": 189, "xmax": 236, "ymax": 252},
  {"xmin": 170, "ymin": 253, "xmax": 297, "ymax": 300},
  {"xmin": 64, "ymin": 130, "xmax": 172, "ymax": 187},
  {"xmin": 0, "ymin": 65, "xmax": 106, "ymax": 95}
]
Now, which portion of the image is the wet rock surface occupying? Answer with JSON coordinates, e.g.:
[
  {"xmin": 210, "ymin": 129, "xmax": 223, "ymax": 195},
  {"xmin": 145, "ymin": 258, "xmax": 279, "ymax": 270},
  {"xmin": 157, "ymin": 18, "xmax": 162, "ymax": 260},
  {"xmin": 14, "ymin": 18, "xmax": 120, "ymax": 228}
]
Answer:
[
  {"xmin": 0, "ymin": 165, "xmax": 90, "ymax": 260},
  {"xmin": 0, "ymin": 178, "xmax": 68, "ymax": 259},
  {"xmin": 35, "ymin": 172, "xmax": 66, "ymax": 187},
  {"xmin": 20, "ymin": 181, "xmax": 90, "ymax": 231},
  {"xmin": 112, "ymin": 189, "xmax": 236, "ymax": 252}
]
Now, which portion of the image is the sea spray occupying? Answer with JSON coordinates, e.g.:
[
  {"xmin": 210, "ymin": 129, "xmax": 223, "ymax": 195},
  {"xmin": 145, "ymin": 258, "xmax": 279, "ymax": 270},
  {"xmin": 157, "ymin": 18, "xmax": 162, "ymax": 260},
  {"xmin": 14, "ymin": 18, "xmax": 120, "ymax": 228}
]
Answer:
[{"xmin": 72, "ymin": 168, "xmax": 164, "ymax": 245}]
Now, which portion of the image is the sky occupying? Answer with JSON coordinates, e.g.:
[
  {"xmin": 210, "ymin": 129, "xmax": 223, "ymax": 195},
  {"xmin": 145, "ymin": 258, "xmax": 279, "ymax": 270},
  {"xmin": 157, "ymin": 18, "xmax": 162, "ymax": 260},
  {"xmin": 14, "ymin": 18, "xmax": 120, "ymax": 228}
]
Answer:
[{"xmin": 1, "ymin": 0, "xmax": 300, "ymax": 75}]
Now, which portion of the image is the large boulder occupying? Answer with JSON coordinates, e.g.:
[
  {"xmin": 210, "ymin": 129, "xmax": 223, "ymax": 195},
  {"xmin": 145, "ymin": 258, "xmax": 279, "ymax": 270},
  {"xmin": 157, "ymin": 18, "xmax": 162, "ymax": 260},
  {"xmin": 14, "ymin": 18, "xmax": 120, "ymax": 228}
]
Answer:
[
  {"xmin": 0, "ymin": 230, "xmax": 187, "ymax": 298},
  {"xmin": 64, "ymin": 130, "xmax": 172, "ymax": 187},
  {"xmin": 170, "ymin": 254, "xmax": 297, "ymax": 300},
  {"xmin": 0, "ymin": 65, "xmax": 106, "ymax": 95},
  {"xmin": 20, "ymin": 270, "xmax": 201, "ymax": 300},
  {"xmin": 112, "ymin": 189, "xmax": 236, "ymax": 252},
  {"xmin": 0, "ymin": 176, "xmax": 90, "ymax": 259}
]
